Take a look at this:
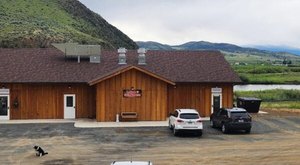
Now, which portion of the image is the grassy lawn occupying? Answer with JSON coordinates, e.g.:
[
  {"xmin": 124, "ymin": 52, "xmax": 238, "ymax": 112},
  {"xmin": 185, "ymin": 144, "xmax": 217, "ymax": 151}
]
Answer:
[
  {"xmin": 234, "ymin": 89, "xmax": 300, "ymax": 109},
  {"xmin": 231, "ymin": 65, "xmax": 300, "ymax": 84},
  {"xmin": 239, "ymin": 72, "xmax": 300, "ymax": 84},
  {"xmin": 223, "ymin": 51, "xmax": 300, "ymax": 84},
  {"xmin": 261, "ymin": 101, "xmax": 300, "ymax": 109}
]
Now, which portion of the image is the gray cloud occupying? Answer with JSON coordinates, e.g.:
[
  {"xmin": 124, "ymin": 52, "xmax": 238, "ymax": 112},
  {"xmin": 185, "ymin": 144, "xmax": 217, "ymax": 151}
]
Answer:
[{"xmin": 79, "ymin": 0, "xmax": 300, "ymax": 48}]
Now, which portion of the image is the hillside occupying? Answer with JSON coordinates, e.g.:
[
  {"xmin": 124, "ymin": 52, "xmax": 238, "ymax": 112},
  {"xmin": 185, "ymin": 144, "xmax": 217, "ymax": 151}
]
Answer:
[
  {"xmin": 137, "ymin": 41, "xmax": 263, "ymax": 52},
  {"xmin": 137, "ymin": 41, "xmax": 300, "ymax": 65},
  {"xmin": 0, "ymin": 0, "xmax": 138, "ymax": 49},
  {"xmin": 136, "ymin": 41, "xmax": 173, "ymax": 50},
  {"xmin": 253, "ymin": 45, "xmax": 300, "ymax": 56},
  {"xmin": 173, "ymin": 41, "xmax": 261, "ymax": 53}
]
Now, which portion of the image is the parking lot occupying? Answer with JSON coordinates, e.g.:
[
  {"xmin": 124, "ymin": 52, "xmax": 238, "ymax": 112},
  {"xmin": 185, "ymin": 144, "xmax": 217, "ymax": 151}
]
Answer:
[{"xmin": 0, "ymin": 111, "xmax": 299, "ymax": 165}]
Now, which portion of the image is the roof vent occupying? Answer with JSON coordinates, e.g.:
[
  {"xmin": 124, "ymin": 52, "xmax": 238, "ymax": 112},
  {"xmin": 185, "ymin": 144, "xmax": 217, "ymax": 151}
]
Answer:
[
  {"xmin": 118, "ymin": 47, "xmax": 127, "ymax": 64},
  {"xmin": 137, "ymin": 48, "xmax": 146, "ymax": 65}
]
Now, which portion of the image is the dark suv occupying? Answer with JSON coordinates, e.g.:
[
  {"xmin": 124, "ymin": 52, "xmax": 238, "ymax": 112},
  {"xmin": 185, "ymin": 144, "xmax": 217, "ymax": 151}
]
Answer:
[{"xmin": 210, "ymin": 108, "xmax": 252, "ymax": 134}]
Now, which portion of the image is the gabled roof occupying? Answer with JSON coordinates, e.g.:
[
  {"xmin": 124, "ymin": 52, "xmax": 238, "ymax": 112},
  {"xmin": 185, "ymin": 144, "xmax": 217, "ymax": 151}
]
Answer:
[
  {"xmin": 0, "ymin": 48, "xmax": 241, "ymax": 84},
  {"xmin": 88, "ymin": 65, "xmax": 176, "ymax": 85}
]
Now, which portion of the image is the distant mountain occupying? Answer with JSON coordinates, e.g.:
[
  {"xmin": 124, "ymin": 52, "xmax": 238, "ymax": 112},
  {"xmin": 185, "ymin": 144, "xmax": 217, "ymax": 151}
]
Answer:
[
  {"xmin": 174, "ymin": 41, "xmax": 266, "ymax": 53},
  {"xmin": 137, "ymin": 41, "xmax": 270, "ymax": 53},
  {"xmin": 137, "ymin": 41, "xmax": 300, "ymax": 65},
  {"xmin": 252, "ymin": 46, "xmax": 300, "ymax": 56},
  {"xmin": 137, "ymin": 41, "xmax": 300, "ymax": 57},
  {"xmin": 0, "ymin": 0, "xmax": 138, "ymax": 49},
  {"xmin": 136, "ymin": 41, "xmax": 173, "ymax": 50}
]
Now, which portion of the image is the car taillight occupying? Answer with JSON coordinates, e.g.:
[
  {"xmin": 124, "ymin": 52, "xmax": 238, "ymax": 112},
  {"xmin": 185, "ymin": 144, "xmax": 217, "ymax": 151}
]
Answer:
[
  {"xmin": 197, "ymin": 119, "xmax": 202, "ymax": 123},
  {"xmin": 177, "ymin": 119, "xmax": 184, "ymax": 122}
]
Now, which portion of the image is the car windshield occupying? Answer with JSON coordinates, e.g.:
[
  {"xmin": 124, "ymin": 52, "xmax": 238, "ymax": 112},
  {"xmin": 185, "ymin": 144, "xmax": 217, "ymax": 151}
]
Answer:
[
  {"xmin": 180, "ymin": 113, "xmax": 199, "ymax": 119},
  {"xmin": 230, "ymin": 111, "xmax": 248, "ymax": 118}
]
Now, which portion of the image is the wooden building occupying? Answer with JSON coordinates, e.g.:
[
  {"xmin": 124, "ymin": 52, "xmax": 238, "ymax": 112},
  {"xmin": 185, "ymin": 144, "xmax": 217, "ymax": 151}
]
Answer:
[{"xmin": 0, "ymin": 47, "xmax": 241, "ymax": 121}]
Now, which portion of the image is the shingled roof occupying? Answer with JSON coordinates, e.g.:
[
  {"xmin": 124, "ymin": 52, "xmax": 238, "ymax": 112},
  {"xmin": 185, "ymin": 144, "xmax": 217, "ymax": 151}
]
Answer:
[{"xmin": 0, "ymin": 48, "xmax": 241, "ymax": 84}]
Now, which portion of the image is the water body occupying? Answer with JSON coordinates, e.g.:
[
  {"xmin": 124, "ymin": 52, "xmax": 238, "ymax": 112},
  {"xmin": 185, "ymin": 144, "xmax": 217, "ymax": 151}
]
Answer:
[{"xmin": 234, "ymin": 84, "xmax": 300, "ymax": 91}]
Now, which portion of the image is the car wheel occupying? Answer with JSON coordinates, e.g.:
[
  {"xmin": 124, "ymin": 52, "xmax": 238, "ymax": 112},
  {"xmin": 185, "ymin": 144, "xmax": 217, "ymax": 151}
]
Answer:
[
  {"xmin": 210, "ymin": 120, "xmax": 216, "ymax": 128},
  {"xmin": 173, "ymin": 128, "xmax": 178, "ymax": 136},
  {"xmin": 198, "ymin": 130, "xmax": 203, "ymax": 136},
  {"xmin": 221, "ymin": 124, "xmax": 228, "ymax": 134},
  {"xmin": 168, "ymin": 121, "xmax": 173, "ymax": 130},
  {"xmin": 245, "ymin": 128, "xmax": 251, "ymax": 134}
]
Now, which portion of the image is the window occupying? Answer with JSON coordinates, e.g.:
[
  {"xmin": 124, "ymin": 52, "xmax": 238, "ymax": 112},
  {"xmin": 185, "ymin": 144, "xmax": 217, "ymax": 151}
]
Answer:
[
  {"xmin": 231, "ymin": 111, "xmax": 248, "ymax": 118},
  {"xmin": 220, "ymin": 110, "xmax": 227, "ymax": 116},
  {"xmin": 66, "ymin": 96, "xmax": 73, "ymax": 107},
  {"xmin": 180, "ymin": 113, "xmax": 199, "ymax": 119}
]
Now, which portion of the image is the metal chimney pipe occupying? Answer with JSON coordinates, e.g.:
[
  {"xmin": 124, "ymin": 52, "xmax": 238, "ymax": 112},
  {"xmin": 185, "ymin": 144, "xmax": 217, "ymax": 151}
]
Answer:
[
  {"xmin": 118, "ymin": 47, "xmax": 127, "ymax": 64},
  {"xmin": 138, "ymin": 48, "xmax": 146, "ymax": 65}
]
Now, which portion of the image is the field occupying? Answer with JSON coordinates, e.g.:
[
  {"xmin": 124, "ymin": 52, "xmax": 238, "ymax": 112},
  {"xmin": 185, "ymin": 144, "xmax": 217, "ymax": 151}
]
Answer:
[
  {"xmin": 235, "ymin": 89, "xmax": 300, "ymax": 109},
  {"xmin": 224, "ymin": 51, "xmax": 300, "ymax": 65},
  {"xmin": 224, "ymin": 51, "xmax": 300, "ymax": 84},
  {"xmin": 232, "ymin": 65, "xmax": 300, "ymax": 84}
]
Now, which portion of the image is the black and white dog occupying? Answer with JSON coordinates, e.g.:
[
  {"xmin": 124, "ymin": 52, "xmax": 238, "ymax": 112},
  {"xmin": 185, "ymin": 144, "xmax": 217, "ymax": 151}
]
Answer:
[{"xmin": 33, "ymin": 145, "xmax": 48, "ymax": 157}]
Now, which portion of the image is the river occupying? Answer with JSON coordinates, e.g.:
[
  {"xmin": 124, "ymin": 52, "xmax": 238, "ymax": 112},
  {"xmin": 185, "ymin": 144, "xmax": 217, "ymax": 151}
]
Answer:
[{"xmin": 234, "ymin": 84, "xmax": 300, "ymax": 91}]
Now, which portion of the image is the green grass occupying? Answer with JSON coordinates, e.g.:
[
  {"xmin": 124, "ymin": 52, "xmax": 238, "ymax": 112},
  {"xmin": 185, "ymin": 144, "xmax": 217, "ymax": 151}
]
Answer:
[
  {"xmin": 223, "ymin": 51, "xmax": 300, "ymax": 84},
  {"xmin": 224, "ymin": 51, "xmax": 300, "ymax": 65},
  {"xmin": 234, "ymin": 89, "xmax": 300, "ymax": 109},
  {"xmin": 0, "ymin": 0, "xmax": 106, "ymax": 46},
  {"xmin": 261, "ymin": 101, "xmax": 300, "ymax": 109},
  {"xmin": 230, "ymin": 64, "xmax": 300, "ymax": 84},
  {"xmin": 235, "ymin": 89, "xmax": 300, "ymax": 101},
  {"xmin": 239, "ymin": 72, "xmax": 300, "ymax": 84},
  {"xmin": 232, "ymin": 65, "xmax": 300, "ymax": 74}
]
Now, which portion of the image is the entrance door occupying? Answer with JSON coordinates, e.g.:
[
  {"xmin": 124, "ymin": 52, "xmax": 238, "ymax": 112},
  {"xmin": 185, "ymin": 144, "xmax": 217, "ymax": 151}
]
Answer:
[
  {"xmin": 64, "ymin": 94, "xmax": 76, "ymax": 119},
  {"xmin": 212, "ymin": 94, "xmax": 221, "ymax": 113},
  {"xmin": 0, "ymin": 95, "xmax": 10, "ymax": 120},
  {"xmin": 211, "ymin": 87, "xmax": 222, "ymax": 114}
]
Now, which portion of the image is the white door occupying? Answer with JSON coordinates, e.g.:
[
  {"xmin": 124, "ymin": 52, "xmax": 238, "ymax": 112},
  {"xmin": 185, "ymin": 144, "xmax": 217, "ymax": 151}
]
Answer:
[
  {"xmin": 0, "ymin": 95, "xmax": 10, "ymax": 120},
  {"xmin": 211, "ymin": 88, "xmax": 222, "ymax": 114},
  {"xmin": 211, "ymin": 93, "xmax": 222, "ymax": 114},
  {"xmin": 64, "ymin": 94, "xmax": 76, "ymax": 119}
]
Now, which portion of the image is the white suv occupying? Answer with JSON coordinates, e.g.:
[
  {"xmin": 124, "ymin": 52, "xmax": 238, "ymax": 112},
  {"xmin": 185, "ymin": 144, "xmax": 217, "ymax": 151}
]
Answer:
[{"xmin": 169, "ymin": 109, "xmax": 203, "ymax": 136}]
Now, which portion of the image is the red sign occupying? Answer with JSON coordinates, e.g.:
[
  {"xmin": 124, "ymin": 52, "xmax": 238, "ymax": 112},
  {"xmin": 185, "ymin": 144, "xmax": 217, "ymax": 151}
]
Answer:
[{"xmin": 123, "ymin": 89, "xmax": 142, "ymax": 98}]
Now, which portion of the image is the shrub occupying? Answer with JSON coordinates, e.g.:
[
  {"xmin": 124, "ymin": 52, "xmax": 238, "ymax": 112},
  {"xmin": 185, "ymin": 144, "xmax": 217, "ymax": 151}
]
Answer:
[
  {"xmin": 234, "ymin": 89, "xmax": 300, "ymax": 102},
  {"xmin": 239, "ymin": 74, "xmax": 249, "ymax": 83},
  {"xmin": 248, "ymin": 67, "xmax": 289, "ymax": 74},
  {"xmin": 290, "ymin": 68, "xmax": 300, "ymax": 72}
]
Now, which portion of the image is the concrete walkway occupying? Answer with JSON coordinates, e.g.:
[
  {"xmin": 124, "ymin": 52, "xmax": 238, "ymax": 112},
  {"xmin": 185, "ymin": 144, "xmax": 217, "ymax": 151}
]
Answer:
[
  {"xmin": 0, "ymin": 117, "xmax": 210, "ymax": 128},
  {"xmin": 74, "ymin": 119, "xmax": 168, "ymax": 128},
  {"xmin": 74, "ymin": 118, "xmax": 210, "ymax": 128},
  {"xmin": 0, "ymin": 119, "xmax": 75, "ymax": 124}
]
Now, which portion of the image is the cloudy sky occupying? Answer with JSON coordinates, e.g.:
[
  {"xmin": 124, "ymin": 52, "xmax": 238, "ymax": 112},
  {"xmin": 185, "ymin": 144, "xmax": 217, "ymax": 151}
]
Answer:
[{"xmin": 79, "ymin": 0, "xmax": 300, "ymax": 48}]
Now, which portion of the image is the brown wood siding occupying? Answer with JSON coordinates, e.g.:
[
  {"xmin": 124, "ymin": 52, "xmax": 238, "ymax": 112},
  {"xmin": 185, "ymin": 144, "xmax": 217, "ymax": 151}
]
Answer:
[
  {"xmin": 3, "ymin": 82, "xmax": 233, "ymax": 120},
  {"xmin": 220, "ymin": 84, "xmax": 234, "ymax": 109},
  {"xmin": 3, "ymin": 83, "xmax": 95, "ymax": 119},
  {"xmin": 168, "ymin": 83, "xmax": 234, "ymax": 117},
  {"xmin": 95, "ymin": 69, "xmax": 168, "ymax": 122}
]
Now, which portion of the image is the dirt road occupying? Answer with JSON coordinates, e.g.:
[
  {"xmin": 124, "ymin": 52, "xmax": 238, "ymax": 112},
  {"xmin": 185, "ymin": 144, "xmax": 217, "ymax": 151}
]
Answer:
[{"xmin": 0, "ymin": 112, "xmax": 299, "ymax": 165}]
